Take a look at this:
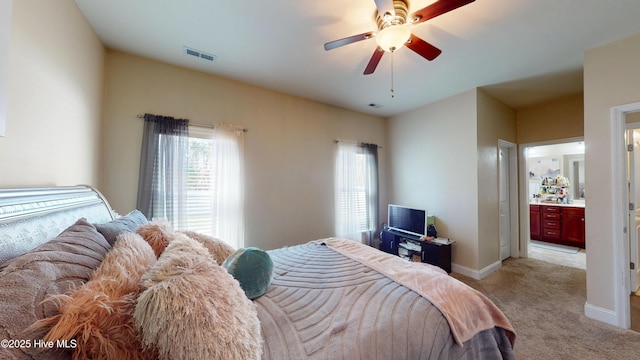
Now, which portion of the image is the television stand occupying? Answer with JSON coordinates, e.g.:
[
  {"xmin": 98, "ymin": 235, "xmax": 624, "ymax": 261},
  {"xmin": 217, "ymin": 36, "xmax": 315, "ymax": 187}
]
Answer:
[{"xmin": 379, "ymin": 228, "xmax": 452, "ymax": 273}]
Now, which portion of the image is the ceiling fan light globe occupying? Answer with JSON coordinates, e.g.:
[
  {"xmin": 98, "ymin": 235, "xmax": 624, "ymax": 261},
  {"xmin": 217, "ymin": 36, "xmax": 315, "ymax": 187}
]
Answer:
[{"xmin": 376, "ymin": 25, "xmax": 411, "ymax": 52}]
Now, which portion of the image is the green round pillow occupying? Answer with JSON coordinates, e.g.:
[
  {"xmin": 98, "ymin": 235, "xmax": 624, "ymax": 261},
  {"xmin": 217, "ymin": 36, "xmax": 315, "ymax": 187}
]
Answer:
[{"xmin": 222, "ymin": 247, "xmax": 274, "ymax": 300}]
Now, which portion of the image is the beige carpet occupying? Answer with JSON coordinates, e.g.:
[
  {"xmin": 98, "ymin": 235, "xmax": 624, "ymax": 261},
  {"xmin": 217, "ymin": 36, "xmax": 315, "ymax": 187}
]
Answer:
[{"xmin": 451, "ymin": 257, "xmax": 640, "ymax": 359}]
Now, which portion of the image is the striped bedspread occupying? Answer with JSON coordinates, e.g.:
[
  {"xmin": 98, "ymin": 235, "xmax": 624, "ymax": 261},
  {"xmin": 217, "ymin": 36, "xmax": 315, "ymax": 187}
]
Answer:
[{"xmin": 254, "ymin": 240, "xmax": 515, "ymax": 360}]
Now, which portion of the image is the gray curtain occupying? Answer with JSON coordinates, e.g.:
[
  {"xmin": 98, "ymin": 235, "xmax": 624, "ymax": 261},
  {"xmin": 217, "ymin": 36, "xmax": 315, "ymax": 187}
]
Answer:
[
  {"xmin": 360, "ymin": 142, "xmax": 379, "ymax": 246},
  {"xmin": 136, "ymin": 113, "xmax": 189, "ymax": 228}
]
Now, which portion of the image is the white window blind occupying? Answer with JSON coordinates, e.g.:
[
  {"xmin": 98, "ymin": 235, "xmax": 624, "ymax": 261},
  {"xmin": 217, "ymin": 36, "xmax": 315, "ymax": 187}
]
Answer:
[
  {"xmin": 185, "ymin": 125, "xmax": 244, "ymax": 248},
  {"xmin": 186, "ymin": 126, "xmax": 215, "ymax": 234},
  {"xmin": 335, "ymin": 141, "xmax": 377, "ymax": 241}
]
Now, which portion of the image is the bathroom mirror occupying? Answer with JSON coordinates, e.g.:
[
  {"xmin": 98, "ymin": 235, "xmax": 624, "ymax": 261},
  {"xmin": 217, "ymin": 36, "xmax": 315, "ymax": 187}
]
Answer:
[{"xmin": 566, "ymin": 155, "xmax": 585, "ymax": 199}]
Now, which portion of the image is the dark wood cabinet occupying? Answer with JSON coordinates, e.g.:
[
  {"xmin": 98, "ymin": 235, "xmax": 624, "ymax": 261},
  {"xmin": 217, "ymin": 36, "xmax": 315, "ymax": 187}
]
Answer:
[
  {"xmin": 530, "ymin": 205, "xmax": 541, "ymax": 240},
  {"xmin": 542, "ymin": 206, "xmax": 561, "ymax": 241},
  {"xmin": 561, "ymin": 207, "xmax": 585, "ymax": 248},
  {"xmin": 530, "ymin": 204, "xmax": 585, "ymax": 249},
  {"xmin": 421, "ymin": 241, "xmax": 452, "ymax": 273},
  {"xmin": 379, "ymin": 228, "xmax": 399, "ymax": 255},
  {"xmin": 379, "ymin": 228, "xmax": 452, "ymax": 273}
]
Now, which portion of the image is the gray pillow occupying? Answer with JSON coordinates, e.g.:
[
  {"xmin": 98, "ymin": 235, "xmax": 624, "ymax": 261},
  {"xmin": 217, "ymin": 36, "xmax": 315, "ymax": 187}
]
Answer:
[
  {"xmin": 95, "ymin": 210, "xmax": 148, "ymax": 245},
  {"xmin": 0, "ymin": 218, "xmax": 111, "ymax": 359}
]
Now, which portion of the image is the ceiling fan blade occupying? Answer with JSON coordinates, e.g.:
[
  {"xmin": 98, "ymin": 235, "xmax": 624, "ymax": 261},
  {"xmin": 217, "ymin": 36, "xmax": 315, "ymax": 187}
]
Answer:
[
  {"xmin": 406, "ymin": 34, "xmax": 442, "ymax": 61},
  {"xmin": 364, "ymin": 47, "xmax": 385, "ymax": 75},
  {"xmin": 324, "ymin": 31, "xmax": 374, "ymax": 51},
  {"xmin": 374, "ymin": 0, "xmax": 395, "ymax": 17},
  {"xmin": 409, "ymin": 0, "xmax": 475, "ymax": 25}
]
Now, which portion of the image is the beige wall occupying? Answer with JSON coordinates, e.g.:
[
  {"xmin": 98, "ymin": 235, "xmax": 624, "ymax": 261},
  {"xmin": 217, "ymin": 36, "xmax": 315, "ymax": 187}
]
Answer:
[
  {"xmin": 0, "ymin": 0, "xmax": 104, "ymax": 187},
  {"xmin": 584, "ymin": 32, "xmax": 640, "ymax": 323},
  {"xmin": 387, "ymin": 90, "xmax": 480, "ymax": 270},
  {"xmin": 516, "ymin": 94, "xmax": 584, "ymax": 144},
  {"xmin": 476, "ymin": 90, "xmax": 517, "ymax": 269},
  {"xmin": 387, "ymin": 89, "xmax": 516, "ymax": 274},
  {"xmin": 102, "ymin": 51, "xmax": 386, "ymax": 250}
]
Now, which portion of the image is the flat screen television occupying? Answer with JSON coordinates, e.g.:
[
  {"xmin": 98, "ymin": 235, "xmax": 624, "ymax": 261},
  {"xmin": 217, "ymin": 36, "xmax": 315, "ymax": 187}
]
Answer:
[{"xmin": 387, "ymin": 204, "xmax": 427, "ymax": 238}]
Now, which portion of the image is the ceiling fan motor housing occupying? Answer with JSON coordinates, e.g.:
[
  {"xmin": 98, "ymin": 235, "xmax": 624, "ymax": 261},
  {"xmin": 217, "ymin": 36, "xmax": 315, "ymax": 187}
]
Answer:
[
  {"xmin": 375, "ymin": 0, "xmax": 411, "ymax": 52},
  {"xmin": 376, "ymin": 0, "xmax": 409, "ymax": 30}
]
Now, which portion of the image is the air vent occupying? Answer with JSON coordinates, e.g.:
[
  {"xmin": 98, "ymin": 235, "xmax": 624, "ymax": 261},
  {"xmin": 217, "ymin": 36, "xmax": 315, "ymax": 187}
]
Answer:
[{"xmin": 183, "ymin": 46, "xmax": 217, "ymax": 63}]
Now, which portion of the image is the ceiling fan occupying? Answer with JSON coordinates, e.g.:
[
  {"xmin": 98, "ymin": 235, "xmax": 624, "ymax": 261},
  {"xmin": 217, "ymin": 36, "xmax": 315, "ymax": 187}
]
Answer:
[{"xmin": 324, "ymin": 0, "xmax": 475, "ymax": 75}]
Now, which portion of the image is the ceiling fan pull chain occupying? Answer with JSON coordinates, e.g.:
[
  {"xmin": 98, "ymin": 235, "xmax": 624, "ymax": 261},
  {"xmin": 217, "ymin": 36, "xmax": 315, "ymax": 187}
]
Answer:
[{"xmin": 390, "ymin": 50, "xmax": 395, "ymax": 98}]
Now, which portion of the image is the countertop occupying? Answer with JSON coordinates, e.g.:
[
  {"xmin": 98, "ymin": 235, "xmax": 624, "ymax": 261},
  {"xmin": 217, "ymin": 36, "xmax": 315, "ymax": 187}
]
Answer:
[{"xmin": 530, "ymin": 200, "xmax": 585, "ymax": 208}]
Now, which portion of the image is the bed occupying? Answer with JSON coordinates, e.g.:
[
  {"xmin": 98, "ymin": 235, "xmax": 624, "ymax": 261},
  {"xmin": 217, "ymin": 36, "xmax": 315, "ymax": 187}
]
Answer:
[{"xmin": 0, "ymin": 185, "xmax": 515, "ymax": 359}]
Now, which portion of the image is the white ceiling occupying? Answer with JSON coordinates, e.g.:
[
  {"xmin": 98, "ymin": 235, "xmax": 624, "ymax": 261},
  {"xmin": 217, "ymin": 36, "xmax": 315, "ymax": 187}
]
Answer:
[
  {"xmin": 75, "ymin": 0, "xmax": 640, "ymax": 117},
  {"xmin": 527, "ymin": 141, "xmax": 585, "ymax": 158}
]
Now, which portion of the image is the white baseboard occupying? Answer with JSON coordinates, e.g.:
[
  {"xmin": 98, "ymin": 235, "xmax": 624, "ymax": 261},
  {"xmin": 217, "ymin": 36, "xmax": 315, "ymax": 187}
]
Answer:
[
  {"xmin": 584, "ymin": 302, "xmax": 621, "ymax": 327},
  {"xmin": 451, "ymin": 260, "xmax": 502, "ymax": 280}
]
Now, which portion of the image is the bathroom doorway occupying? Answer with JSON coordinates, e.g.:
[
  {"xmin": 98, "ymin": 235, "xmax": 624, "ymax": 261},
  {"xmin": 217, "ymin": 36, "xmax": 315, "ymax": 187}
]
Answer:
[{"xmin": 520, "ymin": 138, "xmax": 586, "ymax": 269}]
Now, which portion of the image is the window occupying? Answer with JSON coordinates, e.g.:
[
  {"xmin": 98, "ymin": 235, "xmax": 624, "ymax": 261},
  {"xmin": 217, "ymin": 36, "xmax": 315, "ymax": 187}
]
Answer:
[
  {"xmin": 137, "ymin": 115, "xmax": 244, "ymax": 249},
  {"xmin": 186, "ymin": 125, "xmax": 244, "ymax": 248},
  {"xmin": 335, "ymin": 141, "xmax": 379, "ymax": 243},
  {"xmin": 185, "ymin": 130, "xmax": 215, "ymax": 232}
]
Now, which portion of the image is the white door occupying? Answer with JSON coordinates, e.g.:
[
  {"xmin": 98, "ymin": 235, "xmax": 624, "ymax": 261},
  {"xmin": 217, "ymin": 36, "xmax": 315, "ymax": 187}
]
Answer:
[
  {"xmin": 499, "ymin": 145, "xmax": 511, "ymax": 260},
  {"xmin": 627, "ymin": 128, "xmax": 640, "ymax": 292}
]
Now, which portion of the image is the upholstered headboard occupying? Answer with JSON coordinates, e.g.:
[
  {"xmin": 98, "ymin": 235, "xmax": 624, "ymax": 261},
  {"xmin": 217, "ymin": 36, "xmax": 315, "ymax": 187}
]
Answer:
[{"xmin": 0, "ymin": 186, "xmax": 116, "ymax": 266}]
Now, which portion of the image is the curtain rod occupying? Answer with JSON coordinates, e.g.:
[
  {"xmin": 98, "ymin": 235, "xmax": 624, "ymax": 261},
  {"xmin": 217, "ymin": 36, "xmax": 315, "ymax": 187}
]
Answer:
[
  {"xmin": 335, "ymin": 139, "xmax": 382, "ymax": 149},
  {"xmin": 136, "ymin": 114, "xmax": 247, "ymax": 132}
]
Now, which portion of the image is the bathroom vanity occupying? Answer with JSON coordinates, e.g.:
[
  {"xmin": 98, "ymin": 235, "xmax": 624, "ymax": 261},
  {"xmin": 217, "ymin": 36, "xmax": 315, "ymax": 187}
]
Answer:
[{"xmin": 530, "ymin": 202, "xmax": 585, "ymax": 249}]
